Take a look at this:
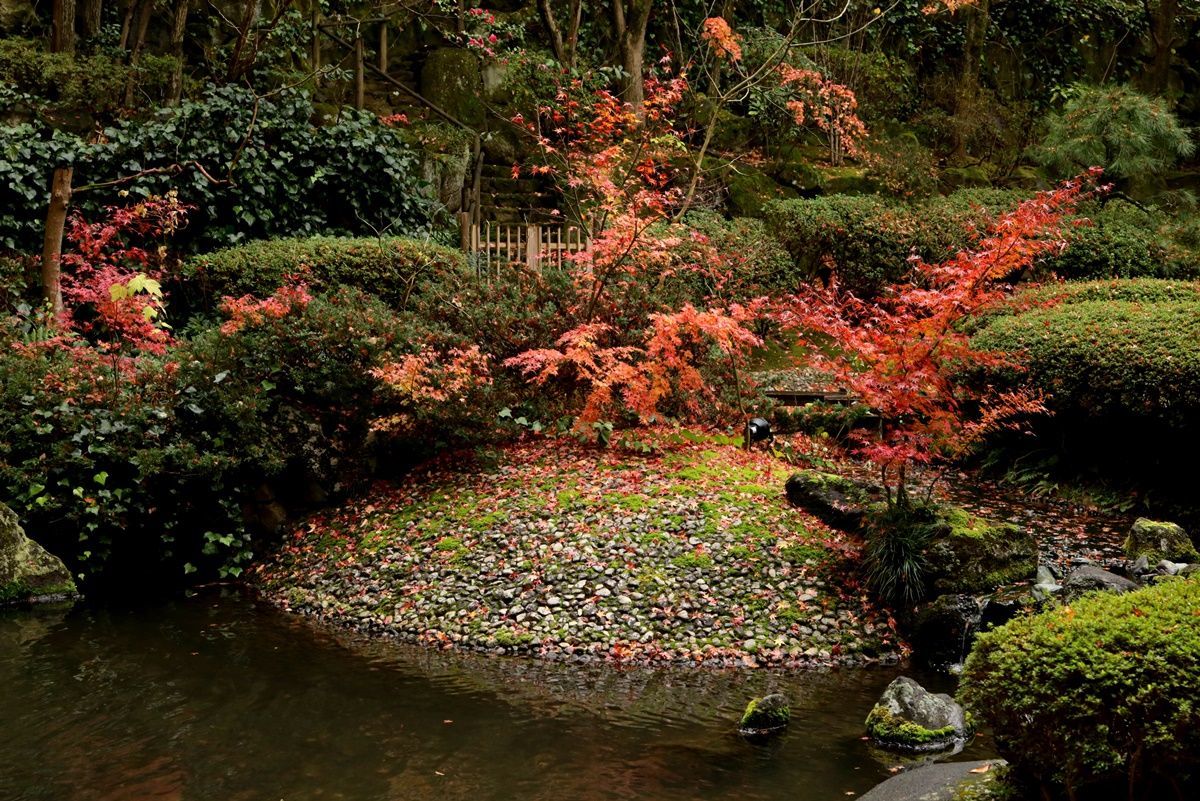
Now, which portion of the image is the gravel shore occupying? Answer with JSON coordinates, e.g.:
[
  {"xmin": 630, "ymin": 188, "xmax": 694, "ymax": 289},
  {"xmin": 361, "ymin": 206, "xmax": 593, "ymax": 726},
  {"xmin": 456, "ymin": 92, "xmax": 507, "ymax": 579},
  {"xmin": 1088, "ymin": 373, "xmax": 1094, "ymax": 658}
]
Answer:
[{"xmin": 254, "ymin": 433, "xmax": 903, "ymax": 668}]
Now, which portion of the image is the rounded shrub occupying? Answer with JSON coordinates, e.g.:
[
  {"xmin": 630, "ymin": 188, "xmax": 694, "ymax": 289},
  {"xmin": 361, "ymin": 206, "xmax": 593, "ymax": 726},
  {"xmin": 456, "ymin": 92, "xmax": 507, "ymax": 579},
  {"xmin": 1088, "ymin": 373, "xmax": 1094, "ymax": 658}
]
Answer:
[
  {"xmin": 762, "ymin": 190, "xmax": 1025, "ymax": 295},
  {"xmin": 1036, "ymin": 201, "xmax": 1199, "ymax": 281},
  {"xmin": 183, "ymin": 236, "xmax": 467, "ymax": 309},
  {"xmin": 971, "ymin": 282, "xmax": 1200, "ymax": 428},
  {"xmin": 959, "ymin": 578, "xmax": 1200, "ymax": 796}
]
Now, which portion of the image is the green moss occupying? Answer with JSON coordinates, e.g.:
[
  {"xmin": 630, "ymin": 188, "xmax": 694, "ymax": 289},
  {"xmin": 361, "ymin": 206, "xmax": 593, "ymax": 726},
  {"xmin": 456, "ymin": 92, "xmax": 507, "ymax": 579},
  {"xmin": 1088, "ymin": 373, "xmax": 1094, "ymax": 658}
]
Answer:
[
  {"xmin": 494, "ymin": 628, "xmax": 535, "ymax": 647},
  {"xmin": 672, "ymin": 553, "xmax": 714, "ymax": 570},
  {"xmin": 779, "ymin": 543, "xmax": 825, "ymax": 565},
  {"xmin": 740, "ymin": 695, "xmax": 791, "ymax": 729},
  {"xmin": 865, "ymin": 706, "xmax": 959, "ymax": 746},
  {"xmin": 941, "ymin": 507, "xmax": 994, "ymax": 539},
  {"xmin": 436, "ymin": 536, "xmax": 466, "ymax": 552}
]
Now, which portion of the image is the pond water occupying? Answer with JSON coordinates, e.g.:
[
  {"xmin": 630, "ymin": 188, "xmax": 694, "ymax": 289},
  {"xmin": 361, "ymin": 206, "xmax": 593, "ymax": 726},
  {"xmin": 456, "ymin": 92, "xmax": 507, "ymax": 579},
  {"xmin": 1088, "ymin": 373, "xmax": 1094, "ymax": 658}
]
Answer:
[{"xmin": 1, "ymin": 590, "xmax": 992, "ymax": 801}]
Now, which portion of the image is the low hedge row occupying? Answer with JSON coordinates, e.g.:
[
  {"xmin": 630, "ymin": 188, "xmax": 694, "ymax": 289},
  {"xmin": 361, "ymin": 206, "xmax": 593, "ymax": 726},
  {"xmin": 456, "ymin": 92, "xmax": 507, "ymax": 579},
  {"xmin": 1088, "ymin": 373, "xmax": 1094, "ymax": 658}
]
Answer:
[
  {"xmin": 960, "ymin": 577, "xmax": 1200, "ymax": 796},
  {"xmin": 183, "ymin": 236, "xmax": 467, "ymax": 310},
  {"xmin": 970, "ymin": 280, "xmax": 1200, "ymax": 428},
  {"xmin": 763, "ymin": 193, "xmax": 1200, "ymax": 295}
]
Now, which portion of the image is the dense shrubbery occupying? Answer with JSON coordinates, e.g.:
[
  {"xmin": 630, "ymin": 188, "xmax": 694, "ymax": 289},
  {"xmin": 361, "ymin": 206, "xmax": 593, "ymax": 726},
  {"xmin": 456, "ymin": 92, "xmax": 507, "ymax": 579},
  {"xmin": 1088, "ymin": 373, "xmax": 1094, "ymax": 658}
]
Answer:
[
  {"xmin": 763, "ymin": 190, "xmax": 1024, "ymax": 294},
  {"xmin": 0, "ymin": 37, "xmax": 175, "ymax": 121},
  {"xmin": 960, "ymin": 578, "xmax": 1200, "ymax": 797},
  {"xmin": 971, "ymin": 282, "xmax": 1200, "ymax": 428},
  {"xmin": 0, "ymin": 86, "xmax": 431, "ymax": 252},
  {"xmin": 1043, "ymin": 201, "xmax": 1200, "ymax": 281},
  {"xmin": 765, "ymin": 191, "xmax": 1200, "ymax": 294},
  {"xmin": 183, "ymin": 236, "xmax": 467, "ymax": 310},
  {"xmin": 0, "ymin": 286, "xmax": 417, "ymax": 585},
  {"xmin": 1035, "ymin": 84, "xmax": 1195, "ymax": 189}
]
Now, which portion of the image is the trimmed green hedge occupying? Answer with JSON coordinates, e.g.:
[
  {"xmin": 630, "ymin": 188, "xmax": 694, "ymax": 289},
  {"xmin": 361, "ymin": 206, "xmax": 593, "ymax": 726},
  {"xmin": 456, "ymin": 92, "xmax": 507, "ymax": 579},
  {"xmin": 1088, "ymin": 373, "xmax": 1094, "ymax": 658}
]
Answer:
[
  {"xmin": 971, "ymin": 281, "xmax": 1200, "ymax": 427},
  {"xmin": 960, "ymin": 578, "xmax": 1200, "ymax": 795},
  {"xmin": 763, "ymin": 193, "xmax": 1200, "ymax": 295},
  {"xmin": 762, "ymin": 190, "xmax": 1023, "ymax": 294},
  {"xmin": 183, "ymin": 236, "xmax": 468, "ymax": 309}
]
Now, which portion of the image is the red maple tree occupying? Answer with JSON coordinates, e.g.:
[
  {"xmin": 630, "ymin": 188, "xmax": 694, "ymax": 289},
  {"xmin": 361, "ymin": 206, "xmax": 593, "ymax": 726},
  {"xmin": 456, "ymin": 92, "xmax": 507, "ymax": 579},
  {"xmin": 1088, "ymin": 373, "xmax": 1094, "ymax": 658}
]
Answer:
[{"xmin": 778, "ymin": 169, "xmax": 1105, "ymax": 503}]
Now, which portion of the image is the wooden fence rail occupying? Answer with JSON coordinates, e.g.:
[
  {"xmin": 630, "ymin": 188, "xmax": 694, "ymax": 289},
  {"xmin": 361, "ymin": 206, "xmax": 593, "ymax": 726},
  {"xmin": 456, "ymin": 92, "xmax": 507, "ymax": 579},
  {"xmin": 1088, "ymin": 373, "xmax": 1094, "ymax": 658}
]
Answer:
[{"xmin": 462, "ymin": 219, "xmax": 591, "ymax": 279}]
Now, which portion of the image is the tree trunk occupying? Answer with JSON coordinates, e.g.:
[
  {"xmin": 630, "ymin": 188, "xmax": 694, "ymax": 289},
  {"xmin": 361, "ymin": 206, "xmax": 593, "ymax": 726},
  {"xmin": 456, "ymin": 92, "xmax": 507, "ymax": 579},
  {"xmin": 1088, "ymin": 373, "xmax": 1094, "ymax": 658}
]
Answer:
[
  {"xmin": 226, "ymin": 0, "xmax": 263, "ymax": 81},
  {"xmin": 119, "ymin": 0, "xmax": 137, "ymax": 50},
  {"xmin": 953, "ymin": 0, "xmax": 990, "ymax": 160},
  {"xmin": 124, "ymin": 0, "xmax": 154, "ymax": 105},
  {"xmin": 1144, "ymin": 0, "xmax": 1179, "ymax": 97},
  {"xmin": 167, "ymin": 0, "xmax": 190, "ymax": 105},
  {"xmin": 80, "ymin": 0, "xmax": 103, "ymax": 39},
  {"xmin": 538, "ymin": 0, "xmax": 583, "ymax": 68},
  {"xmin": 42, "ymin": 167, "xmax": 74, "ymax": 318},
  {"xmin": 51, "ymin": 0, "xmax": 77, "ymax": 54},
  {"xmin": 613, "ymin": 0, "xmax": 653, "ymax": 114}
]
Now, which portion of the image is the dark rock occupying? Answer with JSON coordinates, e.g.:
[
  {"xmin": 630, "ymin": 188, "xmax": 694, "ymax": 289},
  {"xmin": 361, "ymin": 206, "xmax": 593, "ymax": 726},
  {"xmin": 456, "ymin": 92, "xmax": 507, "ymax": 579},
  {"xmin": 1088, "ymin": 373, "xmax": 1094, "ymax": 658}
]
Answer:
[
  {"xmin": 420, "ymin": 48, "xmax": 485, "ymax": 128},
  {"xmin": 923, "ymin": 508, "xmax": 1037, "ymax": 595},
  {"xmin": 1, "ymin": 503, "xmax": 78, "ymax": 605},
  {"xmin": 910, "ymin": 594, "xmax": 981, "ymax": 670},
  {"xmin": 865, "ymin": 677, "xmax": 972, "ymax": 753},
  {"xmin": 980, "ymin": 587, "xmax": 1028, "ymax": 631},
  {"xmin": 1124, "ymin": 518, "xmax": 1198, "ymax": 564},
  {"xmin": 784, "ymin": 470, "xmax": 882, "ymax": 532},
  {"xmin": 1062, "ymin": 564, "xmax": 1139, "ymax": 601},
  {"xmin": 738, "ymin": 693, "xmax": 790, "ymax": 737},
  {"xmin": 858, "ymin": 760, "xmax": 1007, "ymax": 801}
]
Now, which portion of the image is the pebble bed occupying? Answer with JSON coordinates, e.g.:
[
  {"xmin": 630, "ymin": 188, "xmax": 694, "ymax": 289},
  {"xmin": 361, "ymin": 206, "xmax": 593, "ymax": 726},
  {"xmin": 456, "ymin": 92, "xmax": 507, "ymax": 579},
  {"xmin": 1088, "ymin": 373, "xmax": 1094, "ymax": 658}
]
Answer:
[{"xmin": 255, "ymin": 435, "xmax": 902, "ymax": 668}]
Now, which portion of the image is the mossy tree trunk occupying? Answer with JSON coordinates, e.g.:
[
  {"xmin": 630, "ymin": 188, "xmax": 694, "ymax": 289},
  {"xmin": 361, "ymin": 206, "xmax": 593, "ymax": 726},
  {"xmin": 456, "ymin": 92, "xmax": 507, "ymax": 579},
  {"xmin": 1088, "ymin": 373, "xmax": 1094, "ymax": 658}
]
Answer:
[
  {"xmin": 167, "ymin": 0, "xmax": 190, "ymax": 105},
  {"xmin": 51, "ymin": 0, "xmax": 76, "ymax": 54},
  {"xmin": 41, "ymin": 166, "xmax": 73, "ymax": 317},
  {"xmin": 1142, "ymin": 0, "xmax": 1181, "ymax": 99},
  {"xmin": 613, "ymin": 0, "xmax": 653, "ymax": 114},
  {"xmin": 953, "ymin": 0, "xmax": 990, "ymax": 160},
  {"xmin": 80, "ymin": 0, "xmax": 102, "ymax": 39}
]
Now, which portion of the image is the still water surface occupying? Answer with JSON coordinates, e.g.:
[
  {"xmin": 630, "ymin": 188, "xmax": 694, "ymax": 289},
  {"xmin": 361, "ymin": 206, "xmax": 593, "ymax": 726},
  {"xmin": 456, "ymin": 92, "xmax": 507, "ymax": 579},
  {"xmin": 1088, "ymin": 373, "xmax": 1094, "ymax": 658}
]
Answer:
[{"xmin": 1, "ymin": 590, "xmax": 990, "ymax": 801}]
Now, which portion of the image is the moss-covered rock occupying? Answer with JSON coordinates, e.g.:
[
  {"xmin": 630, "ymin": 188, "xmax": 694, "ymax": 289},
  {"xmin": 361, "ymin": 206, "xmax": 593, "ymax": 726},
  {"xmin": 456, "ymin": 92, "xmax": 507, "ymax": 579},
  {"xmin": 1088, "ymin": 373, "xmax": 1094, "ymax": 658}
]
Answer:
[
  {"xmin": 865, "ymin": 676, "xmax": 971, "ymax": 752},
  {"xmin": 739, "ymin": 692, "xmax": 790, "ymax": 734},
  {"xmin": 420, "ymin": 48, "xmax": 485, "ymax": 129},
  {"xmin": 0, "ymin": 503, "xmax": 77, "ymax": 605},
  {"xmin": 784, "ymin": 470, "xmax": 882, "ymax": 532},
  {"xmin": 723, "ymin": 163, "xmax": 798, "ymax": 217},
  {"xmin": 923, "ymin": 507, "xmax": 1037, "ymax": 595},
  {"xmin": 941, "ymin": 165, "xmax": 993, "ymax": 190},
  {"xmin": 1124, "ymin": 518, "xmax": 1198, "ymax": 564}
]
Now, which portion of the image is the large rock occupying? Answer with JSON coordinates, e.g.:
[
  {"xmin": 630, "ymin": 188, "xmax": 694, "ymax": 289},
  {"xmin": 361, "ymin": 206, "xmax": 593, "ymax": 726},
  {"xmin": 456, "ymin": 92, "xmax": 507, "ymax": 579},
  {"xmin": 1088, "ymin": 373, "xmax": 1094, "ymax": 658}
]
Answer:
[
  {"xmin": 910, "ymin": 594, "xmax": 981, "ymax": 671},
  {"xmin": 865, "ymin": 676, "xmax": 972, "ymax": 753},
  {"xmin": 922, "ymin": 508, "xmax": 1037, "ymax": 595},
  {"xmin": 1124, "ymin": 518, "xmax": 1198, "ymax": 564},
  {"xmin": 1, "ymin": 503, "xmax": 77, "ymax": 605},
  {"xmin": 738, "ymin": 693, "xmax": 790, "ymax": 737},
  {"xmin": 784, "ymin": 470, "xmax": 882, "ymax": 532},
  {"xmin": 1062, "ymin": 564, "xmax": 1138, "ymax": 601},
  {"xmin": 420, "ymin": 48, "xmax": 485, "ymax": 129},
  {"xmin": 858, "ymin": 760, "xmax": 1007, "ymax": 801}
]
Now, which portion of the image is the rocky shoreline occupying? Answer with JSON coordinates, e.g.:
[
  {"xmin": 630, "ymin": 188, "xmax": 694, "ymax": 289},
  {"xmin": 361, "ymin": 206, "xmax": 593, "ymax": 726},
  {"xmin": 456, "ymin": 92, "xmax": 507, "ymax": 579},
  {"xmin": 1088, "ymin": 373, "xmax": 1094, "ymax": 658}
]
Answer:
[{"xmin": 254, "ymin": 436, "xmax": 904, "ymax": 668}]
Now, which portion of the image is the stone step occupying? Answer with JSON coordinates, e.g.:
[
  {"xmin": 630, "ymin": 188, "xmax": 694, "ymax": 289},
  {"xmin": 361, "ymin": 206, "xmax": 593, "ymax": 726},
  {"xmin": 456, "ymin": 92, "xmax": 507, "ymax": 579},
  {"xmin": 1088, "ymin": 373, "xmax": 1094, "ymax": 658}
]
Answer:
[{"xmin": 480, "ymin": 190, "xmax": 558, "ymax": 208}]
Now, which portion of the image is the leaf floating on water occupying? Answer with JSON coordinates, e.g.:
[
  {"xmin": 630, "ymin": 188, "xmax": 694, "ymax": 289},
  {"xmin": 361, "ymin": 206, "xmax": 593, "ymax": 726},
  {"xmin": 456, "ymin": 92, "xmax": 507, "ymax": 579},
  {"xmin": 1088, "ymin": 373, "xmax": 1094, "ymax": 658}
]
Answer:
[{"xmin": 969, "ymin": 765, "xmax": 992, "ymax": 774}]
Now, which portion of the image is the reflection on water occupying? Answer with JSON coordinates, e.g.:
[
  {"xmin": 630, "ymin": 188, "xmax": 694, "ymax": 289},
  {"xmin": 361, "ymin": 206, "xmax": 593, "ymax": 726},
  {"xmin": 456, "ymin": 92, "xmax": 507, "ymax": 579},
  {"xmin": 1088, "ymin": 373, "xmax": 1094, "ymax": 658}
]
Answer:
[{"xmin": 0, "ymin": 590, "xmax": 991, "ymax": 801}]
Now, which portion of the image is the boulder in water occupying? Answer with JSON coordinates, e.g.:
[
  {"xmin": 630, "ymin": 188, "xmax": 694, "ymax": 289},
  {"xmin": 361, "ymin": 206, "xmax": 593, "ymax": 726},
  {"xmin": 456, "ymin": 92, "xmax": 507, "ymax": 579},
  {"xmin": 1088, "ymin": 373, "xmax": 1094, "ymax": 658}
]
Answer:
[
  {"xmin": 1062, "ymin": 564, "xmax": 1138, "ymax": 601},
  {"xmin": 1124, "ymin": 518, "xmax": 1198, "ymax": 564},
  {"xmin": 738, "ymin": 693, "xmax": 790, "ymax": 738},
  {"xmin": 865, "ymin": 677, "xmax": 972, "ymax": 753},
  {"xmin": 1, "ymin": 503, "xmax": 77, "ymax": 605},
  {"xmin": 910, "ymin": 594, "xmax": 981, "ymax": 671}
]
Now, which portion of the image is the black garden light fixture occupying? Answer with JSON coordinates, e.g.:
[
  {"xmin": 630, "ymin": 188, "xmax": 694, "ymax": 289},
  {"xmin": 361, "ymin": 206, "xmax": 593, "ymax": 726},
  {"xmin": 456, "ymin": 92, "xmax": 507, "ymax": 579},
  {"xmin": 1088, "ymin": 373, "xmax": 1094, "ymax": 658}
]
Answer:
[{"xmin": 744, "ymin": 417, "xmax": 773, "ymax": 450}]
